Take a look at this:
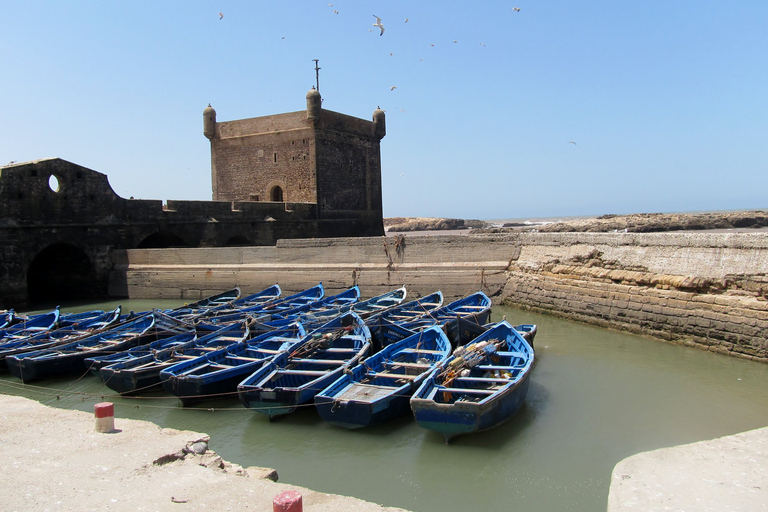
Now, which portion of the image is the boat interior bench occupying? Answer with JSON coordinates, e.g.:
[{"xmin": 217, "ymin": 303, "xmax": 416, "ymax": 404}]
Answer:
[
  {"xmin": 399, "ymin": 348, "xmax": 444, "ymax": 354},
  {"xmin": 475, "ymin": 365, "xmax": 522, "ymax": 372},
  {"xmin": 289, "ymin": 358, "xmax": 346, "ymax": 365},
  {"xmin": 437, "ymin": 386, "xmax": 494, "ymax": 395},
  {"xmin": 369, "ymin": 371, "xmax": 417, "ymax": 380},
  {"xmin": 280, "ymin": 369, "xmax": 327, "ymax": 376},
  {"xmin": 385, "ymin": 361, "xmax": 432, "ymax": 369}
]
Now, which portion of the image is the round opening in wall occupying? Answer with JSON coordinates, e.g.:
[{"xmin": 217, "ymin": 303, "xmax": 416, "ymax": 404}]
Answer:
[{"xmin": 48, "ymin": 175, "xmax": 61, "ymax": 193}]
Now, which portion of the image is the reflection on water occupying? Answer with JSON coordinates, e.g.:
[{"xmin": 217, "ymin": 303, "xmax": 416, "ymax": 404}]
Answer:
[{"xmin": 3, "ymin": 300, "xmax": 768, "ymax": 512}]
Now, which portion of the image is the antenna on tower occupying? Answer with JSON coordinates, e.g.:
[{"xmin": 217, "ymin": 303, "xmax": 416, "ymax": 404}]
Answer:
[{"xmin": 312, "ymin": 59, "xmax": 320, "ymax": 92}]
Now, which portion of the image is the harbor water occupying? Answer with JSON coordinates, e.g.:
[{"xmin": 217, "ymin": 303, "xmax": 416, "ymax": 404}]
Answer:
[{"xmin": 2, "ymin": 298, "xmax": 768, "ymax": 512}]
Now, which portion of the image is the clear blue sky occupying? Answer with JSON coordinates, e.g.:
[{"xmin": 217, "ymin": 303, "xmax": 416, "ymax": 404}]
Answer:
[{"xmin": 3, "ymin": 1, "xmax": 767, "ymax": 220}]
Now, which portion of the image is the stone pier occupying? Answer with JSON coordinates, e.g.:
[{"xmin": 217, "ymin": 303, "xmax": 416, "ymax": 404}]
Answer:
[{"xmin": 112, "ymin": 231, "xmax": 768, "ymax": 362}]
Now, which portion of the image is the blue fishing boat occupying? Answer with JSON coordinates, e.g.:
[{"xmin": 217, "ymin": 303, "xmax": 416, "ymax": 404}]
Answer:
[
  {"xmin": 365, "ymin": 291, "xmax": 444, "ymax": 351},
  {"xmin": 200, "ymin": 283, "xmax": 325, "ymax": 326},
  {"xmin": 278, "ymin": 287, "xmax": 407, "ymax": 331},
  {"xmin": 6, "ymin": 311, "xmax": 193, "ymax": 383},
  {"xmin": 315, "ymin": 326, "xmax": 451, "ymax": 429},
  {"xmin": 377, "ymin": 291, "xmax": 493, "ymax": 349},
  {"xmin": 238, "ymin": 312, "xmax": 371, "ymax": 419},
  {"xmin": 98, "ymin": 321, "xmax": 252, "ymax": 395},
  {"xmin": 409, "ymin": 320, "xmax": 534, "ymax": 443},
  {"xmin": 159, "ymin": 323, "xmax": 306, "ymax": 405},
  {"xmin": 229, "ymin": 284, "xmax": 282, "ymax": 308},
  {"xmin": 0, "ymin": 307, "xmax": 123, "ymax": 369},
  {"xmin": 0, "ymin": 307, "xmax": 61, "ymax": 342},
  {"xmin": 83, "ymin": 329, "xmax": 199, "ymax": 375},
  {"xmin": 229, "ymin": 285, "xmax": 362, "ymax": 333},
  {"xmin": 263, "ymin": 286, "xmax": 361, "ymax": 323},
  {"xmin": 170, "ymin": 285, "xmax": 281, "ymax": 321},
  {"xmin": 514, "ymin": 324, "xmax": 537, "ymax": 346},
  {"xmin": 164, "ymin": 287, "xmax": 241, "ymax": 321}
]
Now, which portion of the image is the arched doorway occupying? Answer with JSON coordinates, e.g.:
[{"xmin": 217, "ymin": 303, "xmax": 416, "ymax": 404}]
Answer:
[
  {"xmin": 27, "ymin": 243, "xmax": 101, "ymax": 303},
  {"xmin": 270, "ymin": 186, "xmax": 284, "ymax": 202},
  {"xmin": 136, "ymin": 232, "xmax": 189, "ymax": 249}
]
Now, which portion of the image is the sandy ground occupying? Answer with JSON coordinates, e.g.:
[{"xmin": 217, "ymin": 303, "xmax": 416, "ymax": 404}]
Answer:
[{"xmin": 0, "ymin": 394, "xmax": 409, "ymax": 512}]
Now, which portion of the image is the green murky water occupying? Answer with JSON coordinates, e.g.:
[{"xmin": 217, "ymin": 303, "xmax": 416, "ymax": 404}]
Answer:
[{"xmin": 2, "ymin": 299, "xmax": 767, "ymax": 512}]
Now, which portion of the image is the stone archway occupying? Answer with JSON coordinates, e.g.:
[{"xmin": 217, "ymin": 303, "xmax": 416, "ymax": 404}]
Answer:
[
  {"xmin": 137, "ymin": 231, "xmax": 189, "ymax": 249},
  {"xmin": 26, "ymin": 243, "xmax": 101, "ymax": 303},
  {"xmin": 270, "ymin": 185, "xmax": 284, "ymax": 202}
]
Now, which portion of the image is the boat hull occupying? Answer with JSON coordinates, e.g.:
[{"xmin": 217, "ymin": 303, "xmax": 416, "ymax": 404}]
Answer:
[{"xmin": 411, "ymin": 371, "xmax": 531, "ymax": 442}]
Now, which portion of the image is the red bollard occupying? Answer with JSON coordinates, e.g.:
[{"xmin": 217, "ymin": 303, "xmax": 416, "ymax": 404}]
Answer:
[
  {"xmin": 273, "ymin": 490, "xmax": 302, "ymax": 512},
  {"xmin": 94, "ymin": 402, "xmax": 115, "ymax": 433}
]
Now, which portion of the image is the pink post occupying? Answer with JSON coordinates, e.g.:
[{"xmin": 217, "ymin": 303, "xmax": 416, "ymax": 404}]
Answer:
[
  {"xmin": 273, "ymin": 490, "xmax": 303, "ymax": 512},
  {"xmin": 94, "ymin": 402, "xmax": 115, "ymax": 433}
]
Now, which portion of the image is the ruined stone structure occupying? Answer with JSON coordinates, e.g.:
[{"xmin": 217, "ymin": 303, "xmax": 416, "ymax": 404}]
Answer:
[{"xmin": 0, "ymin": 90, "xmax": 386, "ymax": 308}]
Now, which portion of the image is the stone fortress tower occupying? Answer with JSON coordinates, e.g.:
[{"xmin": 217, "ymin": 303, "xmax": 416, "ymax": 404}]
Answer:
[{"xmin": 203, "ymin": 88, "xmax": 386, "ymax": 234}]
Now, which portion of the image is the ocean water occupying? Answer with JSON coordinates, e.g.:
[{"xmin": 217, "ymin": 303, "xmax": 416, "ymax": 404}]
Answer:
[{"xmin": 2, "ymin": 299, "xmax": 768, "ymax": 512}]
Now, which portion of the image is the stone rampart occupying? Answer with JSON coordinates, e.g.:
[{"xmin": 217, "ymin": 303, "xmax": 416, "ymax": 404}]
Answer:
[{"xmin": 112, "ymin": 232, "xmax": 768, "ymax": 362}]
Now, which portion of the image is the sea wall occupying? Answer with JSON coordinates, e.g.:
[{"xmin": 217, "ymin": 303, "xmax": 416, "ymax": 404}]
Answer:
[{"xmin": 112, "ymin": 232, "xmax": 768, "ymax": 362}]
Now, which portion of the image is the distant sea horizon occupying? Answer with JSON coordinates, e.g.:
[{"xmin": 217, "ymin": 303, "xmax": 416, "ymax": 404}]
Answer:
[{"xmin": 483, "ymin": 207, "xmax": 767, "ymax": 228}]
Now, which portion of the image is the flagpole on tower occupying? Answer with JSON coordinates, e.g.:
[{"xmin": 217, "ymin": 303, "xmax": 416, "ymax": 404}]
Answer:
[{"xmin": 312, "ymin": 59, "xmax": 320, "ymax": 93}]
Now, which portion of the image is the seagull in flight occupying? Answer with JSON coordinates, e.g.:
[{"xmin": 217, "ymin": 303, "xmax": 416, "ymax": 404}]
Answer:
[
  {"xmin": 390, "ymin": 86, "xmax": 398, "ymax": 91},
  {"xmin": 373, "ymin": 15, "xmax": 385, "ymax": 35},
  {"xmin": 512, "ymin": 7, "xmax": 521, "ymax": 12},
  {"xmin": 568, "ymin": 141, "xmax": 577, "ymax": 145},
  {"xmin": 218, "ymin": 12, "xmax": 223, "ymax": 19}
]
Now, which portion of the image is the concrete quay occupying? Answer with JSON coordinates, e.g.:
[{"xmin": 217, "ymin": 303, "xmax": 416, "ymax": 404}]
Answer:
[
  {"xmin": 2, "ymin": 394, "xmax": 766, "ymax": 511},
  {"xmin": 0, "ymin": 394, "xmax": 407, "ymax": 512},
  {"xmin": 608, "ymin": 426, "xmax": 768, "ymax": 511}
]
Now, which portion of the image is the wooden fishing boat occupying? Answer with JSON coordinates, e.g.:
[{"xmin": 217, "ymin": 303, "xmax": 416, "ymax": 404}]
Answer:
[
  {"xmin": 199, "ymin": 283, "xmax": 325, "ymax": 327},
  {"xmin": 514, "ymin": 324, "xmax": 537, "ymax": 346},
  {"xmin": 230, "ymin": 285, "xmax": 362, "ymax": 333},
  {"xmin": 0, "ymin": 309, "xmax": 18, "ymax": 329},
  {"xmin": 228, "ymin": 284, "xmax": 282, "ymax": 308},
  {"xmin": 278, "ymin": 287, "xmax": 407, "ymax": 332},
  {"xmin": 170, "ymin": 285, "xmax": 281, "ymax": 321},
  {"xmin": 315, "ymin": 326, "xmax": 451, "ymax": 429},
  {"xmin": 238, "ymin": 312, "xmax": 371, "ymax": 420},
  {"xmin": 0, "ymin": 307, "xmax": 123, "ymax": 369},
  {"xmin": 162, "ymin": 287, "xmax": 242, "ymax": 321},
  {"xmin": 0, "ymin": 307, "xmax": 61, "ymax": 342},
  {"xmin": 409, "ymin": 320, "xmax": 534, "ymax": 443},
  {"xmin": 376, "ymin": 291, "xmax": 493, "ymax": 349},
  {"xmin": 5, "ymin": 311, "xmax": 193, "ymax": 383},
  {"xmin": 262, "ymin": 286, "xmax": 361, "ymax": 323},
  {"xmin": 365, "ymin": 291, "xmax": 443, "ymax": 351},
  {"xmin": 98, "ymin": 322, "xmax": 252, "ymax": 395},
  {"xmin": 83, "ymin": 329, "xmax": 199, "ymax": 375},
  {"xmin": 159, "ymin": 323, "xmax": 306, "ymax": 406}
]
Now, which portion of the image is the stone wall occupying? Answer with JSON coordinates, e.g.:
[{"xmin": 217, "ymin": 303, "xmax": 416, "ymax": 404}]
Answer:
[{"xmin": 113, "ymin": 232, "xmax": 768, "ymax": 363}]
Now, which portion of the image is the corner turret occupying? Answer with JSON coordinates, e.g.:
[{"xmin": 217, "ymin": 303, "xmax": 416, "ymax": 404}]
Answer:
[
  {"xmin": 373, "ymin": 106, "xmax": 386, "ymax": 140},
  {"xmin": 203, "ymin": 104, "xmax": 217, "ymax": 140},
  {"xmin": 306, "ymin": 87, "xmax": 321, "ymax": 124}
]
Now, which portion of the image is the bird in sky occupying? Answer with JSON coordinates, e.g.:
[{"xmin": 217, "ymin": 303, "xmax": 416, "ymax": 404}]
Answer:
[
  {"xmin": 332, "ymin": 10, "xmax": 339, "ymax": 14},
  {"xmin": 390, "ymin": 86, "xmax": 398, "ymax": 91},
  {"xmin": 405, "ymin": 18, "xmax": 409, "ymax": 23},
  {"xmin": 373, "ymin": 15, "xmax": 385, "ymax": 36},
  {"xmin": 218, "ymin": 12, "xmax": 223, "ymax": 19},
  {"xmin": 479, "ymin": 42, "xmax": 486, "ymax": 47},
  {"xmin": 568, "ymin": 141, "xmax": 577, "ymax": 145},
  {"xmin": 452, "ymin": 40, "xmax": 458, "ymax": 43},
  {"xmin": 512, "ymin": 7, "xmax": 521, "ymax": 12}
]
